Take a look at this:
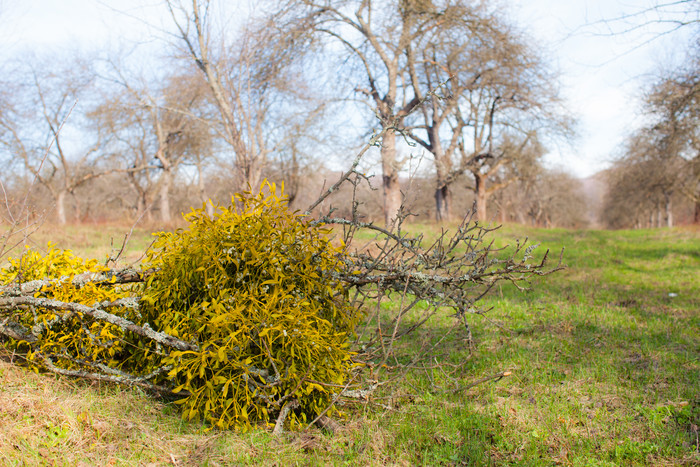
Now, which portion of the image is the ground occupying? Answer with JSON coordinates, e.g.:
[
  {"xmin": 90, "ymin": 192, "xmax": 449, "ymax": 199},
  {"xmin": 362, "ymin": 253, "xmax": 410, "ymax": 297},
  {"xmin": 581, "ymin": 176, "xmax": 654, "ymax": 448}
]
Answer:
[{"xmin": 0, "ymin": 222, "xmax": 698, "ymax": 465}]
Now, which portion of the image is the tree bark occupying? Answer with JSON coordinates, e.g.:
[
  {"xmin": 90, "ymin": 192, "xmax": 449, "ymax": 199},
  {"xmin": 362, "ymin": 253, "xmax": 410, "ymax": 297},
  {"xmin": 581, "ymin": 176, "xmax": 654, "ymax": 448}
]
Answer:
[
  {"xmin": 381, "ymin": 130, "xmax": 402, "ymax": 227},
  {"xmin": 428, "ymin": 124, "xmax": 452, "ymax": 223},
  {"xmin": 159, "ymin": 168, "xmax": 172, "ymax": 223},
  {"xmin": 56, "ymin": 190, "xmax": 68, "ymax": 225},
  {"xmin": 435, "ymin": 184, "xmax": 451, "ymax": 223},
  {"xmin": 433, "ymin": 156, "xmax": 451, "ymax": 223},
  {"xmin": 474, "ymin": 172, "xmax": 487, "ymax": 221}
]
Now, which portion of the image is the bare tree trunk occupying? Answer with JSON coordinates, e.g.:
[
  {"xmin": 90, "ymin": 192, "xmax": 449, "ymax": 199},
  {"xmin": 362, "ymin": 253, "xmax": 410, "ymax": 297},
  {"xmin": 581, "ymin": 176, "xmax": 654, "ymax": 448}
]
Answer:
[
  {"xmin": 159, "ymin": 169, "xmax": 172, "ymax": 224},
  {"xmin": 196, "ymin": 159, "xmax": 214, "ymax": 218},
  {"xmin": 435, "ymin": 185, "xmax": 451, "ymax": 223},
  {"xmin": 381, "ymin": 130, "xmax": 402, "ymax": 227},
  {"xmin": 474, "ymin": 173, "xmax": 487, "ymax": 221},
  {"xmin": 430, "ymin": 126, "xmax": 451, "ymax": 223},
  {"xmin": 56, "ymin": 190, "xmax": 67, "ymax": 225},
  {"xmin": 664, "ymin": 191, "xmax": 673, "ymax": 227}
]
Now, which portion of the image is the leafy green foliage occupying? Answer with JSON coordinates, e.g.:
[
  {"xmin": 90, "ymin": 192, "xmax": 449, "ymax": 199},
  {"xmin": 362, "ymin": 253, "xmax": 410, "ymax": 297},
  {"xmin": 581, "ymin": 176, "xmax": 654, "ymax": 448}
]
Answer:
[{"xmin": 138, "ymin": 181, "xmax": 360, "ymax": 430}]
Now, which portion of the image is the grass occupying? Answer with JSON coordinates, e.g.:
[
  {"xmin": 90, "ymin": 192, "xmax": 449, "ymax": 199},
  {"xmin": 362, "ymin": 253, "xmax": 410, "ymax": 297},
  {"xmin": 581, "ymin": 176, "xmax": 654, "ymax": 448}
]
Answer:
[
  {"xmin": 1, "ymin": 222, "xmax": 156, "ymax": 267},
  {"xmin": 0, "ymin": 222, "xmax": 698, "ymax": 465}
]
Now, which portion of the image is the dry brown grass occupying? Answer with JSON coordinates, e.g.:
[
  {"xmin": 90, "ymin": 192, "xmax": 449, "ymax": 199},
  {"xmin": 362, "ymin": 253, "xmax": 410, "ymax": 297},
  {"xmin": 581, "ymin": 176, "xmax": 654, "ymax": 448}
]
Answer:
[
  {"xmin": 2, "ymin": 222, "xmax": 157, "ymax": 267},
  {"xmin": 0, "ymin": 349, "xmax": 242, "ymax": 465},
  {"xmin": 0, "ymin": 348, "xmax": 403, "ymax": 465}
]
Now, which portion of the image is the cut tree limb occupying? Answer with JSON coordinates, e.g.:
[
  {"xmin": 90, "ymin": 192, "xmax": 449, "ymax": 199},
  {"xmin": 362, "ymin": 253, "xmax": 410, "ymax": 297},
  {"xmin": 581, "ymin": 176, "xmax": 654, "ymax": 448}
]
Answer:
[
  {"xmin": 0, "ymin": 267, "xmax": 154, "ymax": 297},
  {"xmin": 0, "ymin": 295, "xmax": 195, "ymax": 351}
]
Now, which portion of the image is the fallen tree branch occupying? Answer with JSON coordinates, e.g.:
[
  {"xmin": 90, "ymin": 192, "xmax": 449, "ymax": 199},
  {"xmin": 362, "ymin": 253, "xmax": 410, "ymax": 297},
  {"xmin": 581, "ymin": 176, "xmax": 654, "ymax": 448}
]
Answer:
[
  {"xmin": 0, "ymin": 267, "xmax": 154, "ymax": 297},
  {"xmin": 34, "ymin": 352, "xmax": 181, "ymax": 397},
  {"xmin": 0, "ymin": 295, "xmax": 195, "ymax": 351},
  {"xmin": 0, "ymin": 317, "xmax": 36, "ymax": 342},
  {"xmin": 340, "ymin": 380, "xmax": 379, "ymax": 400}
]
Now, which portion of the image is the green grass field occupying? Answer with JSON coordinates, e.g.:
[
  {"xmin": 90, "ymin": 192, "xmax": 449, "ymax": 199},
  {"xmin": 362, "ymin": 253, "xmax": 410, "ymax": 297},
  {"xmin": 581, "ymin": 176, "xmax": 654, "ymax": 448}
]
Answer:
[{"xmin": 0, "ymin": 223, "xmax": 698, "ymax": 465}]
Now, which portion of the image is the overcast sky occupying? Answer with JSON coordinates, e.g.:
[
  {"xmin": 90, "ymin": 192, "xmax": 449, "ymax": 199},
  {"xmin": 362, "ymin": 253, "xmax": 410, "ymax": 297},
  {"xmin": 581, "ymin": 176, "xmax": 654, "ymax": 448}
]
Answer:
[{"xmin": 2, "ymin": 0, "xmax": 697, "ymax": 178}]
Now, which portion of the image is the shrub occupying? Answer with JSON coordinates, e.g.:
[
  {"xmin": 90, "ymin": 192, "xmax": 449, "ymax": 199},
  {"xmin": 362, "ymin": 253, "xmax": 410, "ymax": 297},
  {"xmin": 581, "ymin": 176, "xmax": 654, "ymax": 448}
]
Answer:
[
  {"xmin": 138, "ymin": 181, "xmax": 361, "ymax": 430},
  {"xmin": 0, "ymin": 244, "xmax": 134, "ymax": 371}
]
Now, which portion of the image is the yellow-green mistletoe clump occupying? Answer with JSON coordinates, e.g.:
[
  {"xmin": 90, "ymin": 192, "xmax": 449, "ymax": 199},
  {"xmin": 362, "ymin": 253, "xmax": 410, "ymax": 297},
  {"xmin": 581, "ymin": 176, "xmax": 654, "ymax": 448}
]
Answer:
[
  {"xmin": 0, "ymin": 244, "xmax": 134, "ymax": 371},
  {"xmin": 140, "ymin": 181, "xmax": 360, "ymax": 430}
]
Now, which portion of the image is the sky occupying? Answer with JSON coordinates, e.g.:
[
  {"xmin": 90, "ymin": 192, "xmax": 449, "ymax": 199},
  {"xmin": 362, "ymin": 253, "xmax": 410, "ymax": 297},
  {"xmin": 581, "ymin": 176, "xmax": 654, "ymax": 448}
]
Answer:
[
  {"xmin": 511, "ymin": 0, "xmax": 697, "ymax": 176},
  {"xmin": 1, "ymin": 0, "xmax": 697, "ymax": 178}
]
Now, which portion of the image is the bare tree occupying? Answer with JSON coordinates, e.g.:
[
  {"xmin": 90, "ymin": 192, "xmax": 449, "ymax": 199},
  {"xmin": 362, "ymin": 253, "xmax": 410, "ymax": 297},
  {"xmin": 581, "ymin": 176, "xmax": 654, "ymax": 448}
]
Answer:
[
  {"xmin": 602, "ymin": 128, "xmax": 689, "ymax": 228},
  {"xmin": 591, "ymin": 2, "xmax": 700, "ymax": 227},
  {"xmin": 405, "ymin": 2, "xmax": 512, "ymax": 221},
  {"xmin": 604, "ymin": 44, "xmax": 700, "ymax": 228},
  {"xmin": 403, "ymin": 1, "xmax": 570, "ymax": 222},
  {"xmin": 0, "ymin": 57, "xmax": 113, "ymax": 225},
  {"xmin": 522, "ymin": 170, "xmax": 588, "ymax": 228},
  {"xmin": 163, "ymin": 0, "xmax": 313, "ymax": 193},
  {"xmin": 644, "ymin": 47, "xmax": 700, "ymax": 222},
  {"xmin": 279, "ymin": 0, "xmax": 458, "ymax": 226},
  {"xmin": 92, "ymin": 64, "xmax": 213, "ymax": 223}
]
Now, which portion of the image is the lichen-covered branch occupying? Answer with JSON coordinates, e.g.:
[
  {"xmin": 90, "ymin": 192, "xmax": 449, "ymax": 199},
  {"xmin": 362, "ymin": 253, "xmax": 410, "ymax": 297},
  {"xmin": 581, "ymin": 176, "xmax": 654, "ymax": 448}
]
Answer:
[
  {"xmin": 33, "ymin": 353, "xmax": 182, "ymax": 397},
  {"xmin": 0, "ymin": 295, "xmax": 195, "ymax": 351},
  {"xmin": 0, "ymin": 267, "xmax": 153, "ymax": 297}
]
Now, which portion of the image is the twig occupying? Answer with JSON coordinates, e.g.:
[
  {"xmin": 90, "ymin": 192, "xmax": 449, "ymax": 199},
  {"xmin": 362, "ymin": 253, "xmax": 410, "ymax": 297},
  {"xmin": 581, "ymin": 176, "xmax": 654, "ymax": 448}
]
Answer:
[
  {"xmin": 305, "ymin": 128, "xmax": 386, "ymax": 215},
  {"xmin": 0, "ymin": 267, "xmax": 154, "ymax": 297},
  {"xmin": 272, "ymin": 399, "xmax": 299, "ymax": 435},
  {"xmin": 445, "ymin": 370, "xmax": 513, "ymax": 394},
  {"xmin": 34, "ymin": 353, "xmax": 181, "ymax": 397},
  {"xmin": 104, "ymin": 199, "xmax": 156, "ymax": 267}
]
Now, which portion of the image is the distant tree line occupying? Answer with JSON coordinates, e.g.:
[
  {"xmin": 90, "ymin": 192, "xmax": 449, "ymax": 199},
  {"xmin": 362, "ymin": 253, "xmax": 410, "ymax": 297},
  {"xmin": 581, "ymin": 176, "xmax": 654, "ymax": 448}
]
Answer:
[
  {"xmin": 0, "ymin": 0, "xmax": 583, "ymax": 228},
  {"xmin": 602, "ymin": 42, "xmax": 699, "ymax": 229},
  {"xmin": 598, "ymin": 0, "xmax": 699, "ymax": 229}
]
